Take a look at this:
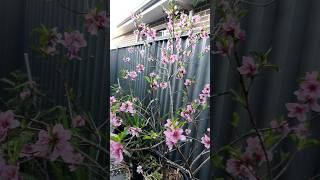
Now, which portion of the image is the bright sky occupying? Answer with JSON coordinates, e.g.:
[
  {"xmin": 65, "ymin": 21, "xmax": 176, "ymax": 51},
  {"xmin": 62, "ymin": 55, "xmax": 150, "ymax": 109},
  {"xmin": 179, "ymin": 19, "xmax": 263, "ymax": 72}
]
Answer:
[{"xmin": 110, "ymin": 0, "xmax": 149, "ymax": 47}]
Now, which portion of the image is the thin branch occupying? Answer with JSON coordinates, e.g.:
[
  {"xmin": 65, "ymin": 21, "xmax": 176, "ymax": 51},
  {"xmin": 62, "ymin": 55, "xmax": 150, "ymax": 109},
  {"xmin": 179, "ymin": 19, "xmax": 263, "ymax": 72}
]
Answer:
[
  {"xmin": 272, "ymin": 151, "xmax": 297, "ymax": 180},
  {"xmin": 56, "ymin": 0, "xmax": 88, "ymax": 15}
]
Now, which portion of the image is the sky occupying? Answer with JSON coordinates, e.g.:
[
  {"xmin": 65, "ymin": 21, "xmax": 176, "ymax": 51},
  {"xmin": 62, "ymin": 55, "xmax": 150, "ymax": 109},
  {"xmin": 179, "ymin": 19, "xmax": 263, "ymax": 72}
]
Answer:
[{"xmin": 110, "ymin": 0, "xmax": 148, "ymax": 47}]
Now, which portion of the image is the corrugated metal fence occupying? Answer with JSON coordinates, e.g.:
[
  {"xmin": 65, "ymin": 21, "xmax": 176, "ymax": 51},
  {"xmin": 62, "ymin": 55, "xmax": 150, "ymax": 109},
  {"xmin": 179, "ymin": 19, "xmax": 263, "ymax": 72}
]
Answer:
[
  {"xmin": 212, "ymin": 0, "xmax": 320, "ymax": 179},
  {"xmin": 23, "ymin": 0, "xmax": 108, "ymax": 124},
  {"xmin": 110, "ymin": 37, "xmax": 211, "ymax": 179}
]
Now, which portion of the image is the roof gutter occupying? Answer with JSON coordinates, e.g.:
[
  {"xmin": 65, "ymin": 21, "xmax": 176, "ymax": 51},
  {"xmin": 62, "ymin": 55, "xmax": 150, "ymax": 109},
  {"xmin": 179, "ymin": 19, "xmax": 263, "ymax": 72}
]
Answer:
[{"xmin": 113, "ymin": 0, "xmax": 195, "ymax": 39}]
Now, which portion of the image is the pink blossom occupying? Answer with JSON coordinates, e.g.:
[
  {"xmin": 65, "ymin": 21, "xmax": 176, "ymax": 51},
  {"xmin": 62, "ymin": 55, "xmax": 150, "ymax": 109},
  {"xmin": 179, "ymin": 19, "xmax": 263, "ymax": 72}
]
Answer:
[
  {"xmin": 198, "ymin": 93, "xmax": 208, "ymax": 105},
  {"xmin": 136, "ymin": 64, "xmax": 145, "ymax": 73},
  {"xmin": 294, "ymin": 123, "xmax": 309, "ymax": 139},
  {"xmin": 149, "ymin": 72, "xmax": 157, "ymax": 78},
  {"xmin": 33, "ymin": 124, "xmax": 73, "ymax": 161},
  {"xmin": 169, "ymin": 54, "xmax": 179, "ymax": 63},
  {"xmin": 244, "ymin": 137, "xmax": 272, "ymax": 163},
  {"xmin": 40, "ymin": 27, "xmax": 62, "ymax": 56},
  {"xmin": 126, "ymin": 71, "xmax": 137, "ymax": 80},
  {"xmin": 164, "ymin": 128, "xmax": 186, "ymax": 150},
  {"xmin": 222, "ymin": 15, "xmax": 237, "ymax": 32},
  {"xmin": 180, "ymin": 105, "xmax": 195, "ymax": 122},
  {"xmin": 164, "ymin": 119, "xmax": 176, "ymax": 129},
  {"xmin": 85, "ymin": 8, "xmax": 108, "ymax": 35},
  {"xmin": 123, "ymin": 57, "xmax": 130, "ymax": 62},
  {"xmin": 60, "ymin": 31, "xmax": 87, "ymax": 60},
  {"xmin": 71, "ymin": 115, "xmax": 86, "ymax": 128},
  {"xmin": 110, "ymin": 140, "xmax": 123, "ymax": 164},
  {"xmin": 0, "ymin": 110, "xmax": 20, "ymax": 142},
  {"xmin": 204, "ymin": 46, "xmax": 210, "ymax": 53},
  {"xmin": 184, "ymin": 79, "xmax": 192, "ymax": 86},
  {"xmin": 201, "ymin": 134, "xmax": 210, "ymax": 149},
  {"xmin": 216, "ymin": 40, "xmax": 234, "ymax": 56},
  {"xmin": 119, "ymin": 101, "xmax": 136, "ymax": 114},
  {"xmin": 192, "ymin": 15, "xmax": 201, "ymax": 23},
  {"xmin": 185, "ymin": 129, "xmax": 191, "ymax": 135},
  {"xmin": 1, "ymin": 165, "xmax": 19, "ymax": 180},
  {"xmin": 226, "ymin": 159, "xmax": 256, "ymax": 180},
  {"xmin": 20, "ymin": 89, "xmax": 31, "ymax": 100},
  {"xmin": 32, "ymin": 130, "xmax": 51, "ymax": 157},
  {"xmin": 110, "ymin": 112, "xmax": 122, "ymax": 127},
  {"xmin": 151, "ymin": 81, "xmax": 159, "ymax": 90},
  {"xmin": 300, "ymin": 71, "xmax": 320, "ymax": 97},
  {"xmin": 161, "ymin": 49, "xmax": 169, "ymax": 64},
  {"xmin": 177, "ymin": 67, "xmax": 186, "ymax": 79},
  {"xmin": 235, "ymin": 25, "xmax": 246, "ymax": 40},
  {"xmin": 200, "ymin": 28, "xmax": 209, "ymax": 39},
  {"xmin": 285, "ymin": 103, "xmax": 309, "ymax": 121},
  {"xmin": 159, "ymin": 82, "xmax": 168, "ymax": 89},
  {"xmin": 270, "ymin": 120, "xmax": 290, "ymax": 135},
  {"xmin": 128, "ymin": 127, "xmax": 142, "ymax": 137},
  {"xmin": 110, "ymin": 96, "xmax": 116, "ymax": 105},
  {"xmin": 202, "ymin": 84, "xmax": 210, "ymax": 97},
  {"xmin": 65, "ymin": 153, "xmax": 84, "ymax": 172},
  {"xmin": 237, "ymin": 56, "xmax": 258, "ymax": 77},
  {"xmin": 50, "ymin": 124, "xmax": 73, "ymax": 160}
]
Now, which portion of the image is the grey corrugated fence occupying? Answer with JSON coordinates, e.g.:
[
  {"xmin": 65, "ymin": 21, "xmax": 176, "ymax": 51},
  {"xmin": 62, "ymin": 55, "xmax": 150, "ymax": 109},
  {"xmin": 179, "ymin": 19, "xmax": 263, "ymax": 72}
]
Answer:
[
  {"xmin": 23, "ymin": 0, "xmax": 108, "ymax": 124},
  {"xmin": 110, "ymin": 37, "xmax": 210, "ymax": 179},
  {"xmin": 213, "ymin": 0, "xmax": 320, "ymax": 179}
]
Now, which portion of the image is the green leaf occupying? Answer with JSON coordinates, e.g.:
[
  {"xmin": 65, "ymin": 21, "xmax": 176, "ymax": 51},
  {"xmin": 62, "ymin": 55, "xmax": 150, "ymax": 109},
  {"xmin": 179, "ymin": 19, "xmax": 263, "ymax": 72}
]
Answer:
[
  {"xmin": 111, "ymin": 135, "xmax": 121, "ymax": 142},
  {"xmin": 0, "ymin": 78, "xmax": 15, "ymax": 86},
  {"xmin": 230, "ymin": 89, "xmax": 245, "ymax": 106},
  {"xmin": 212, "ymin": 154, "xmax": 223, "ymax": 169},
  {"xmin": 231, "ymin": 112, "xmax": 240, "ymax": 127},
  {"xmin": 143, "ymin": 135, "xmax": 152, "ymax": 140},
  {"xmin": 264, "ymin": 134, "xmax": 281, "ymax": 148},
  {"xmin": 280, "ymin": 151, "xmax": 290, "ymax": 162},
  {"xmin": 262, "ymin": 64, "xmax": 280, "ymax": 72},
  {"xmin": 298, "ymin": 138, "xmax": 320, "ymax": 150}
]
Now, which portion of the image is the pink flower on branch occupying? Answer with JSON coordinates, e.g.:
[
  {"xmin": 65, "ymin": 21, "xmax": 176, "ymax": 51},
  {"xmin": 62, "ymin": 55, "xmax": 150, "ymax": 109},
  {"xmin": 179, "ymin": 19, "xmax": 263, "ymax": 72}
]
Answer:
[
  {"xmin": 285, "ymin": 103, "xmax": 309, "ymax": 121},
  {"xmin": 110, "ymin": 140, "xmax": 123, "ymax": 164},
  {"xmin": 128, "ymin": 127, "xmax": 142, "ymax": 137},
  {"xmin": 125, "ymin": 71, "xmax": 137, "ymax": 80},
  {"xmin": 110, "ymin": 96, "xmax": 116, "ymax": 105},
  {"xmin": 71, "ymin": 115, "xmax": 86, "ymax": 128},
  {"xmin": 40, "ymin": 27, "xmax": 62, "ymax": 56},
  {"xmin": 136, "ymin": 64, "xmax": 145, "ymax": 73},
  {"xmin": 184, "ymin": 79, "xmax": 192, "ymax": 86},
  {"xmin": 237, "ymin": 56, "xmax": 258, "ymax": 77},
  {"xmin": 60, "ymin": 31, "xmax": 87, "ymax": 60},
  {"xmin": 119, "ymin": 101, "xmax": 136, "ymax": 115},
  {"xmin": 164, "ymin": 128, "xmax": 186, "ymax": 150},
  {"xmin": 0, "ymin": 110, "xmax": 20, "ymax": 142},
  {"xmin": 293, "ymin": 123, "xmax": 309, "ymax": 139},
  {"xmin": 226, "ymin": 158, "xmax": 256, "ymax": 180},
  {"xmin": 32, "ymin": 124, "xmax": 73, "ymax": 161},
  {"xmin": 110, "ymin": 112, "xmax": 122, "ymax": 127},
  {"xmin": 177, "ymin": 67, "xmax": 186, "ymax": 79},
  {"xmin": 201, "ymin": 134, "xmax": 210, "ymax": 149},
  {"xmin": 85, "ymin": 8, "xmax": 108, "ymax": 35},
  {"xmin": 159, "ymin": 82, "xmax": 168, "ymax": 89}
]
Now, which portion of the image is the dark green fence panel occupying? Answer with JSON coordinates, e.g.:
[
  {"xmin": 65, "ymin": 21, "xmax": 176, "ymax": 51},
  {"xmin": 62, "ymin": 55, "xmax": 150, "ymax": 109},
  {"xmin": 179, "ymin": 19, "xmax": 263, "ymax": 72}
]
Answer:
[{"xmin": 23, "ymin": 0, "xmax": 108, "ymax": 124}]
